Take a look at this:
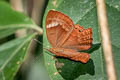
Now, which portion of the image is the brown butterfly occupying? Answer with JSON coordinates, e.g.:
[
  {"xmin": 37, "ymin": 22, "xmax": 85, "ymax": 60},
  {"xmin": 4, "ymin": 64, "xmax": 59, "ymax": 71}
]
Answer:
[{"xmin": 45, "ymin": 10, "xmax": 92, "ymax": 63}]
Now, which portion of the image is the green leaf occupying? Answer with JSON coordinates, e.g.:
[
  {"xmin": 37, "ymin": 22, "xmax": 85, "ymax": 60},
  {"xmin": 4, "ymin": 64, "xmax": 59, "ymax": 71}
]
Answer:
[
  {"xmin": 0, "ymin": 1, "xmax": 43, "ymax": 80},
  {"xmin": 43, "ymin": 0, "xmax": 120, "ymax": 80},
  {"xmin": 0, "ymin": 1, "xmax": 44, "ymax": 80},
  {"xmin": 105, "ymin": 1, "xmax": 120, "ymax": 78},
  {"xmin": 0, "ymin": 34, "xmax": 36, "ymax": 80},
  {"xmin": 0, "ymin": 1, "xmax": 40, "ymax": 39}
]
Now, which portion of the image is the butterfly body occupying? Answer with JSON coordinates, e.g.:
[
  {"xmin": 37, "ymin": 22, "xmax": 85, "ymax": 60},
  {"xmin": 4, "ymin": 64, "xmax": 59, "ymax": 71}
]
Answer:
[{"xmin": 45, "ymin": 10, "xmax": 92, "ymax": 63}]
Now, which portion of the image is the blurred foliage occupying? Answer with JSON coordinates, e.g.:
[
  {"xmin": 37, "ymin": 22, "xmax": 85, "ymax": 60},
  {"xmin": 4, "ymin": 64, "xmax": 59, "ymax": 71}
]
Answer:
[{"xmin": 0, "ymin": 1, "xmax": 46, "ymax": 80}]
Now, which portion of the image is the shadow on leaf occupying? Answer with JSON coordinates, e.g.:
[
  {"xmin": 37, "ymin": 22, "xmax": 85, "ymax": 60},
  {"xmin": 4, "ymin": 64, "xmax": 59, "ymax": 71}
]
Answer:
[
  {"xmin": 82, "ymin": 43, "xmax": 101, "ymax": 54},
  {"xmin": 56, "ymin": 58, "xmax": 95, "ymax": 80}
]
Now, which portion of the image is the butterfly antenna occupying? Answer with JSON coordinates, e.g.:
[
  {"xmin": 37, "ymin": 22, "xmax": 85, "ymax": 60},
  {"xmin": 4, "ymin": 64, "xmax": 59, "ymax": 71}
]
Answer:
[
  {"xmin": 33, "ymin": 39, "xmax": 55, "ymax": 56},
  {"xmin": 34, "ymin": 39, "xmax": 49, "ymax": 49}
]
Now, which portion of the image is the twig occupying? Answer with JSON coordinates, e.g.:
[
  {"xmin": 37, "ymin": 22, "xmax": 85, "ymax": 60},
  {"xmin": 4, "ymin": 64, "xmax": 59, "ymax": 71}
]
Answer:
[
  {"xmin": 10, "ymin": 0, "xmax": 43, "ymax": 36},
  {"xmin": 96, "ymin": 0, "xmax": 117, "ymax": 80},
  {"xmin": 10, "ymin": 0, "xmax": 27, "ymax": 37},
  {"xmin": 31, "ymin": 0, "xmax": 45, "ymax": 25},
  {"xmin": 30, "ymin": 0, "xmax": 46, "ymax": 35},
  {"xmin": 10, "ymin": 0, "xmax": 24, "ymax": 12}
]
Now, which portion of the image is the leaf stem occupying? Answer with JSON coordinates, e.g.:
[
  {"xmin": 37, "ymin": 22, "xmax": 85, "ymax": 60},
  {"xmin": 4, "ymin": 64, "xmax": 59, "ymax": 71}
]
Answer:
[{"xmin": 30, "ymin": 25, "xmax": 43, "ymax": 35}]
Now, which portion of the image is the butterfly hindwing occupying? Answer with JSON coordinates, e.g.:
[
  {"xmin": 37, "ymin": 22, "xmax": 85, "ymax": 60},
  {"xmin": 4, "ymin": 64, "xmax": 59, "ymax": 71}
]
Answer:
[
  {"xmin": 62, "ymin": 24, "xmax": 92, "ymax": 51},
  {"xmin": 48, "ymin": 48, "xmax": 90, "ymax": 63}
]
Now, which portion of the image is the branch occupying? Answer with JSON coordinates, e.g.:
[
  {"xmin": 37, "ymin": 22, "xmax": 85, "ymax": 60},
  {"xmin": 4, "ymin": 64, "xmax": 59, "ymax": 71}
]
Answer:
[
  {"xmin": 96, "ymin": 0, "xmax": 117, "ymax": 80},
  {"xmin": 10, "ymin": 0, "xmax": 26, "ymax": 37}
]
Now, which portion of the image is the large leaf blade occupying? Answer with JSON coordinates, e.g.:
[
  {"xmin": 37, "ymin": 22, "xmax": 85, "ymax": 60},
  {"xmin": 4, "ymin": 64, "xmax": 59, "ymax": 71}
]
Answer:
[{"xmin": 43, "ymin": 0, "xmax": 120, "ymax": 80}]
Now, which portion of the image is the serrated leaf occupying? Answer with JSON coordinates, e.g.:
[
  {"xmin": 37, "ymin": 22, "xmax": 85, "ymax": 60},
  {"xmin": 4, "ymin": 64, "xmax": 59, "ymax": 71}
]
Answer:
[
  {"xmin": 0, "ymin": 34, "xmax": 36, "ymax": 80},
  {"xmin": 43, "ymin": 0, "xmax": 120, "ymax": 80}
]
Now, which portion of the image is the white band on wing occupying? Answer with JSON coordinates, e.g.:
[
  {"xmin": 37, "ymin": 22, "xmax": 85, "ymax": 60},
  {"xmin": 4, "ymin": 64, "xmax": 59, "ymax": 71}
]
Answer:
[{"xmin": 46, "ymin": 22, "xmax": 59, "ymax": 28}]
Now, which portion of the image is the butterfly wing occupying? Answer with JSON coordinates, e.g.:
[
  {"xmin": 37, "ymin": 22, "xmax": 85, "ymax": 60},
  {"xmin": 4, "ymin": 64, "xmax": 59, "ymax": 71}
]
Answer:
[
  {"xmin": 46, "ymin": 10, "xmax": 74, "ymax": 47},
  {"xmin": 49, "ymin": 48, "xmax": 90, "ymax": 63},
  {"xmin": 46, "ymin": 10, "xmax": 92, "ymax": 63},
  {"xmin": 62, "ymin": 24, "xmax": 93, "ymax": 51}
]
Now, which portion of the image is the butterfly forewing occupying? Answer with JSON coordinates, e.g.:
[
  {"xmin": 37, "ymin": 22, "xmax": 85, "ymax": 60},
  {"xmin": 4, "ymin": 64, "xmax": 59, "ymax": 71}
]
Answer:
[{"xmin": 46, "ymin": 10, "xmax": 74, "ymax": 47}]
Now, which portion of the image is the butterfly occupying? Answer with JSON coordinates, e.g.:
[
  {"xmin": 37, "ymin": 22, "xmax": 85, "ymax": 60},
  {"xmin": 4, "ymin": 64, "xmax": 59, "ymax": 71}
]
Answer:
[{"xmin": 45, "ymin": 10, "xmax": 92, "ymax": 63}]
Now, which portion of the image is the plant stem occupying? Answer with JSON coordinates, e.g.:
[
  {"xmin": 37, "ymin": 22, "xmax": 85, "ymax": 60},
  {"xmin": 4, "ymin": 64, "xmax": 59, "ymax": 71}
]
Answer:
[{"xmin": 96, "ymin": 0, "xmax": 117, "ymax": 80}]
